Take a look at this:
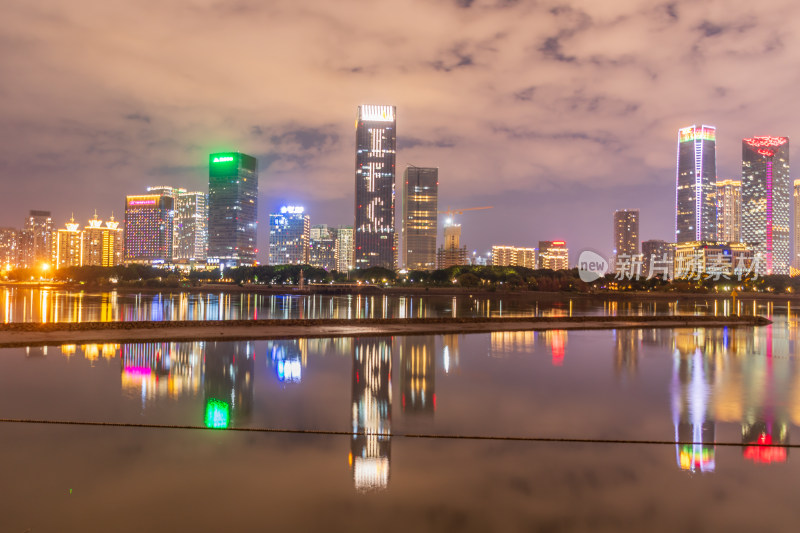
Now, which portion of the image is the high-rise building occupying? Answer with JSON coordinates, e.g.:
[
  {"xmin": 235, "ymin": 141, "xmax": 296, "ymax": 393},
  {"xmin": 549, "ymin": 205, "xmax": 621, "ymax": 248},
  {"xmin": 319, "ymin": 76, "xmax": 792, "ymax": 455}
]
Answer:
[
  {"xmin": 335, "ymin": 226, "xmax": 355, "ymax": 273},
  {"xmin": 354, "ymin": 105, "xmax": 396, "ymax": 269},
  {"xmin": 641, "ymin": 239, "xmax": 673, "ymax": 279},
  {"xmin": 436, "ymin": 224, "xmax": 468, "ymax": 269},
  {"xmin": 269, "ymin": 206, "xmax": 310, "ymax": 265},
  {"xmin": 174, "ymin": 191, "xmax": 208, "ymax": 262},
  {"xmin": 208, "ymin": 152, "xmax": 258, "ymax": 267},
  {"xmin": 124, "ymin": 193, "xmax": 174, "ymax": 264},
  {"xmin": 309, "ymin": 225, "xmax": 337, "ymax": 271},
  {"xmin": 716, "ymin": 180, "xmax": 741, "ymax": 243},
  {"xmin": 491, "ymin": 246, "xmax": 537, "ymax": 268},
  {"xmin": 741, "ymin": 137, "xmax": 790, "ymax": 274},
  {"xmin": 613, "ymin": 209, "xmax": 639, "ymax": 259},
  {"xmin": 20, "ymin": 210, "xmax": 53, "ymax": 268},
  {"xmin": 538, "ymin": 241, "xmax": 569, "ymax": 270},
  {"xmin": 676, "ymin": 125, "xmax": 717, "ymax": 243},
  {"xmin": 402, "ymin": 166, "xmax": 438, "ymax": 271},
  {"xmin": 53, "ymin": 216, "xmax": 83, "ymax": 268},
  {"xmin": 0, "ymin": 228, "xmax": 19, "ymax": 269},
  {"xmin": 794, "ymin": 179, "xmax": 800, "ymax": 270},
  {"xmin": 83, "ymin": 213, "xmax": 124, "ymax": 267}
]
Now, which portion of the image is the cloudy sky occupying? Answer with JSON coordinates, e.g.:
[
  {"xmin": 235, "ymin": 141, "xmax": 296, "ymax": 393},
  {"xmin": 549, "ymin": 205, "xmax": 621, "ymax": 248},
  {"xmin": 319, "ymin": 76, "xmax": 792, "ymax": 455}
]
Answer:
[{"xmin": 2, "ymin": 0, "xmax": 798, "ymax": 263}]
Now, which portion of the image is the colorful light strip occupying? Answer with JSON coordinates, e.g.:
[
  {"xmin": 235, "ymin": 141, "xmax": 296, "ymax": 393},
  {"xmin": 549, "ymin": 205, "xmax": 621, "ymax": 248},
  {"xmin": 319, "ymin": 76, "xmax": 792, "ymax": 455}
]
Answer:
[
  {"xmin": 744, "ymin": 136, "xmax": 788, "ymax": 148},
  {"xmin": 766, "ymin": 160, "xmax": 773, "ymax": 274}
]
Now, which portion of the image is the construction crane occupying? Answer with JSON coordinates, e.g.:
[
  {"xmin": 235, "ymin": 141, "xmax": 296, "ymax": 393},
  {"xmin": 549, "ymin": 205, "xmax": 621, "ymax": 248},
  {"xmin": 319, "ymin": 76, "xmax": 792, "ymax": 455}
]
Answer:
[{"xmin": 438, "ymin": 206, "xmax": 493, "ymax": 216}]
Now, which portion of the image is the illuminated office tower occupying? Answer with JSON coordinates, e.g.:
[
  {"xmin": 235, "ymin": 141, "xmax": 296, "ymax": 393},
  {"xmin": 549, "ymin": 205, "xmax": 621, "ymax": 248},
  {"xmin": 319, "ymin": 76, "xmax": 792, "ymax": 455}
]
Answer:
[
  {"xmin": 716, "ymin": 180, "xmax": 741, "ymax": 243},
  {"xmin": 269, "ymin": 206, "xmax": 310, "ymax": 265},
  {"xmin": 309, "ymin": 224, "xmax": 337, "ymax": 271},
  {"xmin": 0, "ymin": 228, "xmax": 18, "ymax": 269},
  {"xmin": 83, "ymin": 213, "xmax": 124, "ymax": 267},
  {"xmin": 491, "ymin": 245, "xmax": 537, "ymax": 268},
  {"xmin": 676, "ymin": 125, "xmax": 717, "ymax": 243},
  {"xmin": 613, "ymin": 209, "xmax": 639, "ymax": 258},
  {"xmin": 174, "ymin": 191, "xmax": 208, "ymax": 262},
  {"xmin": 436, "ymin": 224, "xmax": 468, "ymax": 269},
  {"xmin": 794, "ymin": 179, "xmax": 800, "ymax": 270},
  {"xmin": 402, "ymin": 166, "xmax": 438, "ymax": 270},
  {"xmin": 20, "ymin": 210, "xmax": 53, "ymax": 268},
  {"xmin": 124, "ymin": 192, "xmax": 174, "ymax": 264},
  {"xmin": 641, "ymin": 239, "xmax": 673, "ymax": 278},
  {"xmin": 207, "ymin": 152, "xmax": 258, "ymax": 267},
  {"xmin": 53, "ymin": 216, "xmax": 83, "ymax": 268},
  {"xmin": 354, "ymin": 105, "xmax": 396, "ymax": 269},
  {"xmin": 351, "ymin": 338, "xmax": 392, "ymax": 491},
  {"xmin": 538, "ymin": 241, "xmax": 569, "ymax": 270},
  {"xmin": 335, "ymin": 226, "xmax": 354, "ymax": 272},
  {"xmin": 741, "ymin": 137, "xmax": 790, "ymax": 274}
]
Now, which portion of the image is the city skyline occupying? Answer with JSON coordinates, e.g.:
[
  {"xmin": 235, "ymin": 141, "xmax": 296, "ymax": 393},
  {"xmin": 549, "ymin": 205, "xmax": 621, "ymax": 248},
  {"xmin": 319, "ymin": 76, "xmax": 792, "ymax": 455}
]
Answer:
[{"xmin": 4, "ymin": 1, "xmax": 800, "ymax": 263}]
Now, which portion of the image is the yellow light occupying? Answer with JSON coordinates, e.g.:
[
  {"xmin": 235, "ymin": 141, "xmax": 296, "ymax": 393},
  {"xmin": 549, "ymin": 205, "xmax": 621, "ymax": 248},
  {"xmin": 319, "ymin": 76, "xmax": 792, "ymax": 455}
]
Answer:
[{"xmin": 41, "ymin": 263, "xmax": 50, "ymax": 271}]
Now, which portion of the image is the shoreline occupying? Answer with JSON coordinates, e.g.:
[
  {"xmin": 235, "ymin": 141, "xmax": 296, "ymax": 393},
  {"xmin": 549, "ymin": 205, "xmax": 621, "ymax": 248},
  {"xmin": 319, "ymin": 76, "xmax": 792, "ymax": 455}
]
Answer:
[{"xmin": 0, "ymin": 315, "xmax": 770, "ymax": 348}]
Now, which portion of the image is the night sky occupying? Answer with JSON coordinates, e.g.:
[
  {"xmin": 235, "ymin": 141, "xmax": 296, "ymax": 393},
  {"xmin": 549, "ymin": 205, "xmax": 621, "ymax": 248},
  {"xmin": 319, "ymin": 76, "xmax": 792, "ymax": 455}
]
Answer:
[{"xmin": 2, "ymin": 0, "xmax": 797, "ymax": 264}]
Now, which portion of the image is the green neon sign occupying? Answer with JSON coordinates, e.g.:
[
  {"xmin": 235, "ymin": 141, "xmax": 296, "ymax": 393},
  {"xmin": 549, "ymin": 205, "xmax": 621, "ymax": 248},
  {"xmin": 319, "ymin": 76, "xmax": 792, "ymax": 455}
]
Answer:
[
  {"xmin": 204, "ymin": 398, "xmax": 230, "ymax": 428},
  {"xmin": 212, "ymin": 156, "xmax": 234, "ymax": 163}
]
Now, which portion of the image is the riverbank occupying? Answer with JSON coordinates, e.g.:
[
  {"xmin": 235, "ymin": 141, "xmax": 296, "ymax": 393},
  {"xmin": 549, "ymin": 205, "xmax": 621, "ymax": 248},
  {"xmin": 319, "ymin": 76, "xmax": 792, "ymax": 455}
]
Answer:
[{"xmin": 0, "ymin": 315, "xmax": 770, "ymax": 347}]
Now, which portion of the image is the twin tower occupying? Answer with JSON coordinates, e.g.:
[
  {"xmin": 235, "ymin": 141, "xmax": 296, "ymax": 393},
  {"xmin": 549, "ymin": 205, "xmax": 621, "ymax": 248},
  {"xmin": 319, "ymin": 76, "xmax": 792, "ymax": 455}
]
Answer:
[{"xmin": 676, "ymin": 125, "xmax": 790, "ymax": 274}]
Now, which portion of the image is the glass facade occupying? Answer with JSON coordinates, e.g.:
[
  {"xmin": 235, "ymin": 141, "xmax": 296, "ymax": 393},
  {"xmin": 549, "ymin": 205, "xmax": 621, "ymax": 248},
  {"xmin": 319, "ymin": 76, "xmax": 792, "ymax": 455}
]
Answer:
[
  {"xmin": 354, "ymin": 105, "xmax": 396, "ymax": 269},
  {"xmin": 124, "ymin": 194, "xmax": 174, "ymax": 263},
  {"xmin": 208, "ymin": 152, "xmax": 258, "ymax": 267},
  {"xmin": 742, "ymin": 137, "xmax": 790, "ymax": 274},
  {"xmin": 402, "ymin": 166, "xmax": 438, "ymax": 270},
  {"xmin": 269, "ymin": 207, "xmax": 310, "ymax": 265},
  {"xmin": 676, "ymin": 125, "xmax": 717, "ymax": 243}
]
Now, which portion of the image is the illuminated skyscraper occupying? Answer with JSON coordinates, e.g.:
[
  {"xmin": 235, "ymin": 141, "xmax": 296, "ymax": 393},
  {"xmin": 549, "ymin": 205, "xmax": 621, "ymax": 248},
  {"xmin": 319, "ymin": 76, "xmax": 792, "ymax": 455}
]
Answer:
[
  {"xmin": 335, "ymin": 226, "xmax": 354, "ymax": 272},
  {"xmin": 538, "ymin": 241, "xmax": 569, "ymax": 270},
  {"xmin": 83, "ymin": 213, "xmax": 124, "ymax": 267},
  {"xmin": 269, "ymin": 206, "xmax": 310, "ymax": 265},
  {"xmin": 124, "ymin": 192, "xmax": 174, "ymax": 264},
  {"xmin": 20, "ymin": 210, "xmax": 53, "ymax": 268},
  {"xmin": 309, "ymin": 224, "xmax": 337, "ymax": 271},
  {"xmin": 53, "ymin": 216, "xmax": 83, "ymax": 268},
  {"xmin": 742, "ymin": 137, "xmax": 790, "ymax": 274},
  {"xmin": 354, "ymin": 105, "xmax": 396, "ymax": 269},
  {"xmin": 715, "ymin": 180, "xmax": 741, "ymax": 243},
  {"xmin": 402, "ymin": 166, "xmax": 438, "ymax": 270},
  {"xmin": 676, "ymin": 125, "xmax": 717, "ymax": 243},
  {"xmin": 641, "ymin": 239, "xmax": 673, "ymax": 278},
  {"xmin": 208, "ymin": 152, "xmax": 258, "ymax": 267},
  {"xmin": 174, "ymin": 191, "xmax": 208, "ymax": 262},
  {"xmin": 613, "ymin": 209, "xmax": 639, "ymax": 259},
  {"xmin": 794, "ymin": 179, "xmax": 800, "ymax": 270},
  {"xmin": 0, "ymin": 228, "xmax": 19, "ymax": 269}
]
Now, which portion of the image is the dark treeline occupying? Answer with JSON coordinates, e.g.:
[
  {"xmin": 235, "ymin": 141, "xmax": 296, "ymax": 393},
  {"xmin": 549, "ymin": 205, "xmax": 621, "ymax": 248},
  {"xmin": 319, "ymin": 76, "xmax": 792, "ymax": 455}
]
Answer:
[{"xmin": 3, "ymin": 264, "xmax": 797, "ymax": 294}]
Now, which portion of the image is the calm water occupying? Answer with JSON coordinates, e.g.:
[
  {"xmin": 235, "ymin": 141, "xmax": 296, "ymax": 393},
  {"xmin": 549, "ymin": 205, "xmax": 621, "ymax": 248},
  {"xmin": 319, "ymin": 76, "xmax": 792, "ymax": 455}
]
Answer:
[
  {"xmin": 3, "ymin": 317, "xmax": 800, "ymax": 530},
  {"xmin": 0, "ymin": 286, "xmax": 769, "ymax": 323}
]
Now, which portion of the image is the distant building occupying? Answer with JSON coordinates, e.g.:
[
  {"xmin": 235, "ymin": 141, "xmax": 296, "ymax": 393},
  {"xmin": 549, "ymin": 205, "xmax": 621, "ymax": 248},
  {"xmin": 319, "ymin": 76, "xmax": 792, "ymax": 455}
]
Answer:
[
  {"xmin": 0, "ymin": 228, "xmax": 19, "ymax": 269},
  {"xmin": 335, "ymin": 226, "xmax": 355, "ymax": 272},
  {"xmin": 402, "ymin": 166, "xmax": 438, "ymax": 271},
  {"xmin": 20, "ymin": 210, "xmax": 53, "ymax": 268},
  {"xmin": 641, "ymin": 240, "xmax": 673, "ymax": 279},
  {"xmin": 613, "ymin": 209, "xmax": 639, "ymax": 259},
  {"xmin": 742, "ymin": 137, "xmax": 790, "ymax": 274},
  {"xmin": 673, "ymin": 241, "xmax": 755, "ymax": 279},
  {"xmin": 794, "ymin": 180, "xmax": 800, "ymax": 272},
  {"xmin": 124, "ymin": 193, "xmax": 174, "ymax": 264},
  {"xmin": 207, "ymin": 152, "xmax": 258, "ymax": 267},
  {"xmin": 716, "ymin": 180, "xmax": 741, "ymax": 243},
  {"xmin": 83, "ymin": 213, "xmax": 124, "ymax": 267},
  {"xmin": 53, "ymin": 217, "xmax": 83, "ymax": 268},
  {"xmin": 269, "ymin": 206, "xmax": 310, "ymax": 265},
  {"xmin": 676, "ymin": 125, "xmax": 717, "ymax": 243},
  {"xmin": 491, "ymin": 246, "xmax": 537, "ymax": 269},
  {"xmin": 538, "ymin": 241, "xmax": 569, "ymax": 270},
  {"xmin": 436, "ymin": 224, "xmax": 468, "ymax": 269},
  {"xmin": 174, "ymin": 191, "xmax": 208, "ymax": 263},
  {"xmin": 354, "ymin": 105, "xmax": 396, "ymax": 269},
  {"xmin": 309, "ymin": 224, "xmax": 337, "ymax": 271}
]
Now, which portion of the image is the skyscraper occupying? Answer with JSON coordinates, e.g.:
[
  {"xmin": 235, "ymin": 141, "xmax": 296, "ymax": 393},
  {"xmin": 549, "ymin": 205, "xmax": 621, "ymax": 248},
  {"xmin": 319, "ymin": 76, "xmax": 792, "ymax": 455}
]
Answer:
[
  {"xmin": 269, "ymin": 206, "xmax": 310, "ymax": 265},
  {"xmin": 0, "ymin": 228, "xmax": 19, "ymax": 269},
  {"xmin": 124, "ymin": 193, "xmax": 174, "ymax": 264},
  {"xmin": 641, "ymin": 239, "xmax": 673, "ymax": 279},
  {"xmin": 354, "ymin": 105, "xmax": 396, "ymax": 269},
  {"xmin": 20, "ymin": 210, "xmax": 53, "ymax": 268},
  {"xmin": 335, "ymin": 226, "xmax": 355, "ymax": 272},
  {"xmin": 309, "ymin": 224, "xmax": 337, "ymax": 271},
  {"xmin": 53, "ymin": 216, "xmax": 83, "ymax": 268},
  {"xmin": 742, "ymin": 137, "xmax": 790, "ymax": 274},
  {"xmin": 174, "ymin": 191, "xmax": 208, "ymax": 262},
  {"xmin": 716, "ymin": 179, "xmax": 741, "ymax": 243},
  {"xmin": 794, "ymin": 180, "xmax": 800, "ymax": 270},
  {"xmin": 613, "ymin": 209, "xmax": 639, "ymax": 259},
  {"xmin": 676, "ymin": 125, "xmax": 717, "ymax": 243},
  {"xmin": 436, "ymin": 224, "xmax": 468, "ymax": 269},
  {"xmin": 84, "ymin": 213, "xmax": 124, "ymax": 267},
  {"xmin": 402, "ymin": 166, "xmax": 438, "ymax": 271},
  {"xmin": 208, "ymin": 152, "xmax": 258, "ymax": 267}
]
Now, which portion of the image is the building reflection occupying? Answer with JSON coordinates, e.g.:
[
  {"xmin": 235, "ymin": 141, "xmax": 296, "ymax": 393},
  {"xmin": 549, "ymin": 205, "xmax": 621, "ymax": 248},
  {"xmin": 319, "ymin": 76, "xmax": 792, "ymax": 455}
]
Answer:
[
  {"xmin": 121, "ymin": 342, "xmax": 203, "ymax": 404},
  {"xmin": 671, "ymin": 347, "xmax": 716, "ymax": 473},
  {"xmin": 350, "ymin": 337, "xmax": 391, "ymax": 491},
  {"xmin": 442, "ymin": 334, "xmax": 460, "ymax": 373},
  {"xmin": 203, "ymin": 342, "xmax": 254, "ymax": 428},
  {"xmin": 489, "ymin": 331, "xmax": 535, "ymax": 358},
  {"xmin": 399, "ymin": 336, "xmax": 435, "ymax": 415},
  {"xmin": 266, "ymin": 339, "xmax": 307, "ymax": 383},
  {"xmin": 539, "ymin": 330, "xmax": 567, "ymax": 366},
  {"xmin": 613, "ymin": 329, "xmax": 639, "ymax": 377}
]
